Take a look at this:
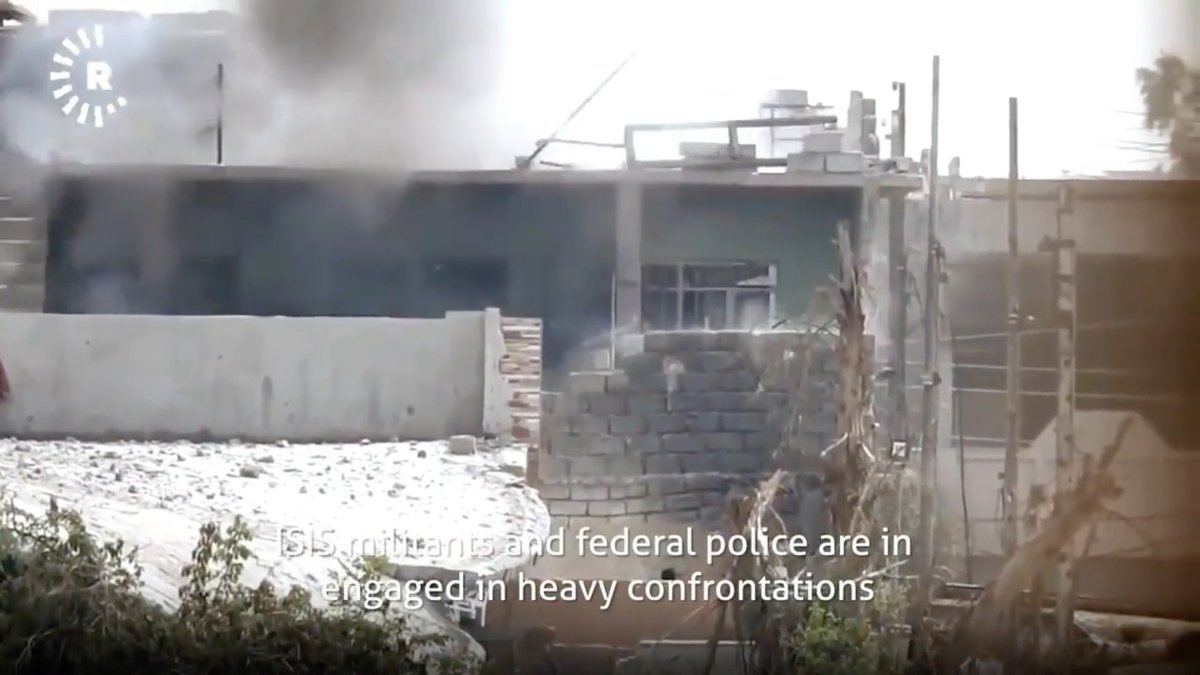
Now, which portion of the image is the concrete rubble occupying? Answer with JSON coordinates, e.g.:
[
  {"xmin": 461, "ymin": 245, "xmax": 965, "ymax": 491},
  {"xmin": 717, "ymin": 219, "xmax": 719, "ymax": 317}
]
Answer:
[{"xmin": 0, "ymin": 436, "xmax": 549, "ymax": 666}]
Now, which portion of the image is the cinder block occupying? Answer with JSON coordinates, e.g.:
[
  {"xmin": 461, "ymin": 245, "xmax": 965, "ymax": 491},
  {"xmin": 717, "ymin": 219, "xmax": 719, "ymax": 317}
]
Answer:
[
  {"xmin": 720, "ymin": 412, "xmax": 768, "ymax": 432},
  {"xmin": 586, "ymin": 436, "xmax": 626, "ymax": 456},
  {"xmin": 645, "ymin": 454, "xmax": 683, "ymax": 474},
  {"xmin": 665, "ymin": 393, "xmax": 706, "ymax": 412},
  {"xmin": 626, "ymin": 434, "xmax": 662, "ymax": 454},
  {"xmin": 786, "ymin": 152, "xmax": 826, "ymax": 173},
  {"xmin": 800, "ymin": 131, "xmax": 845, "ymax": 153},
  {"xmin": 646, "ymin": 413, "xmax": 687, "ymax": 434},
  {"xmin": 703, "ymin": 433, "xmax": 743, "ymax": 452},
  {"xmin": 609, "ymin": 415, "xmax": 646, "ymax": 435},
  {"xmin": 605, "ymin": 372, "xmax": 631, "ymax": 392},
  {"xmin": 743, "ymin": 431, "xmax": 782, "ymax": 454},
  {"xmin": 628, "ymin": 372, "xmax": 670, "ymax": 393},
  {"xmin": 582, "ymin": 393, "xmax": 628, "ymax": 415},
  {"xmin": 610, "ymin": 482, "xmax": 649, "ymax": 499},
  {"xmin": 714, "ymin": 331, "xmax": 747, "ymax": 350},
  {"xmin": 569, "ymin": 371, "xmax": 609, "ymax": 394},
  {"xmin": 825, "ymin": 151, "xmax": 866, "ymax": 174},
  {"xmin": 620, "ymin": 352, "xmax": 666, "ymax": 376},
  {"xmin": 647, "ymin": 475, "xmax": 687, "ymax": 495},
  {"xmin": 568, "ymin": 414, "xmax": 608, "ymax": 435},
  {"xmin": 607, "ymin": 455, "xmax": 645, "ymax": 477},
  {"xmin": 572, "ymin": 484, "xmax": 609, "ymax": 500},
  {"xmin": 587, "ymin": 500, "xmax": 627, "ymax": 516},
  {"xmin": 722, "ymin": 453, "xmax": 763, "ymax": 473},
  {"xmin": 628, "ymin": 394, "xmax": 668, "ymax": 414},
  {"xmin": 665, "ymin": 494, "xmax": 702, "ymax": 511},
  {"xmin": 705, "ymin": 392, "xmax": 763, "ymax": 412},
  {"xmin": 570, "ymin": 455, "xmax": 606, "ymax": 477},
  {"xmin": 642, "ymin": 331, "xmax": 675, "ymax": 352},
  {"xmin": 684, "ymin": 453, "xmax": 724, "ymax": 473},
  {"xmin": 718, "ymin": 371, "xmax": 761, "ymax": 392},
  {"xmin": 684, "ymin": 413, "xmax": 721, "ymax": 433},
  {"xmin": 537, "ymin": 483, "xmax": 571, "ymax": 500},
  {"xmin": 548, "ymin": 500, "xmax": 587, "ymax": 516},
  {"xmin": 686, "ymin": 474, "xmax": 729, "ymax": 492},
  {"xmin": 677, "ymin": 372, "xmax": 720, "ymax": 392},
  {"xmin": 538, "ymin": 455, "xmax": 570, "ymax": 481},
  {"xmin": 666, "ymin": 331, "xmax": 719, "ymax": 351},
  {"xmin": 661, "ymin": 434, "xmax": 704, "ymax": 454},
  {"xmin": 693, "ymin": 350, "xmax": 746, "ymax": 373},
  {"xmin": 625, "ymin": 497, "xmax": 664, "ymax": 515}
]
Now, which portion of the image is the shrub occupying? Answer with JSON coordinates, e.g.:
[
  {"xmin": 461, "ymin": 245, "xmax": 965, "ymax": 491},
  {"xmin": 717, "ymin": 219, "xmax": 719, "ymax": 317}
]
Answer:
[{"xmin": 0, "ymin": 496, "xmax": 478, "ymax": 674}]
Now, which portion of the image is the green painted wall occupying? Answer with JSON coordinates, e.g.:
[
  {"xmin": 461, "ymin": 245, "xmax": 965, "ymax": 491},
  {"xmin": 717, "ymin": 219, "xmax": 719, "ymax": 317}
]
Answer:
[{"xmin": 641, "ymin": 184, "xmax": 858, "ymax": 320}]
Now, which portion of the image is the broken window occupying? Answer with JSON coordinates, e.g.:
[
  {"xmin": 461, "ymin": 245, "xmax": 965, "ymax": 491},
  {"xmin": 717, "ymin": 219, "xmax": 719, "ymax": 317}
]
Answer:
[{"xmin": 641, "ymin": 262, "xmax": 776, "ymax": 330}]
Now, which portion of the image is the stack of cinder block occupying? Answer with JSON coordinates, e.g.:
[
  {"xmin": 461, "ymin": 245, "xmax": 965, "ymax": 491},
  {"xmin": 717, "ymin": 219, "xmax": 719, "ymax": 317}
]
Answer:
[
  {"xmin": 786, "ymin": 90, "xmax": 868, "ymax": 174},
  {"xmin": 534, "ymin": 330, "xmax": 847, "ymax": 531}
]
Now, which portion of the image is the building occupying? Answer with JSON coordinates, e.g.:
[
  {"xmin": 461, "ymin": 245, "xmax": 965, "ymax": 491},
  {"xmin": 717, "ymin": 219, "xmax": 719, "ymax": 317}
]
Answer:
[{"xmin": 41, "ymin": 163, "xmax": 920, "ymax": 386}]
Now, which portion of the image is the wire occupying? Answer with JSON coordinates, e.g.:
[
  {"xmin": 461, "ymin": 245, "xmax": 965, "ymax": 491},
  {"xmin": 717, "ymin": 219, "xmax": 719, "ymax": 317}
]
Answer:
[{"xmin": 518, "ymin": 48, "xmax": 641, "ymax": 169}]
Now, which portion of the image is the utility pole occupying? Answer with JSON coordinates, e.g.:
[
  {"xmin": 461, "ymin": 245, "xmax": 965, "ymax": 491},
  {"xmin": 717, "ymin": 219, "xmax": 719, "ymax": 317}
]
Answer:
[
  {"xmin": 886, "ymin": 81, "xmax": 910, "ymax": 543},
  {"xmin": 915, "ymin": 55, "xmax": 941, "ymax": 632},
  {"xmin": 1052, "ymin": 183, "xmax": 1078, "ymax": 672},
  {"xmin": 1002, "ymin": 97, "xmax": 1021, "ymax": 559}
]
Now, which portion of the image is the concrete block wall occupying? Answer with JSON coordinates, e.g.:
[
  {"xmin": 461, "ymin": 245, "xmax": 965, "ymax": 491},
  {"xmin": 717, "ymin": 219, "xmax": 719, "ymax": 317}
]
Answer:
[
  {"xmin": 0, "ymin": 309, "xmax": 538, "ymax": 443},
  {"xmin": 534, "ymin": 329, "xmax": 844, "ymax": 531}
]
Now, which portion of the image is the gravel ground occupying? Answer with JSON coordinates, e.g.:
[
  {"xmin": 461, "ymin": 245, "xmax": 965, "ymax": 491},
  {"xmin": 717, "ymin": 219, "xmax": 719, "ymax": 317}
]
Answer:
[{"xmin": 0, "ymin": 437, "xmax": 549, "ymax": 660}]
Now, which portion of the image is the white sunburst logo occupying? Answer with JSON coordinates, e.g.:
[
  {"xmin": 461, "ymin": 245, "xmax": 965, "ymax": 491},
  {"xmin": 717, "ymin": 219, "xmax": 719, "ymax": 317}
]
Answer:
[{"xmin": 49, "ymin": 24, "xmax": 128, "ymax": 128}]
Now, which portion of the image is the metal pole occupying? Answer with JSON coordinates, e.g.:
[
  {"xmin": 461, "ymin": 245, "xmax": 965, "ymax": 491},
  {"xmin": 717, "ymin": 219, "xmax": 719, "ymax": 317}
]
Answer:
[
  {"xmin": 1053, "ymin": 183, "xmax": 1078, "ymax": 672},
  {"xmin": 887, "ymin": 81, "xmax": 910, "ymax": 535},
  {"xmin": 1002, "ymin": 97, "xmax": 1020, "ymax": 558},
  {"xmin": 915, "ymin": 54, "xmax": 941, "ymax": 626},
  {"xmin": 215, "ymin": 63, "xmax": 225, "ymax": 165}
]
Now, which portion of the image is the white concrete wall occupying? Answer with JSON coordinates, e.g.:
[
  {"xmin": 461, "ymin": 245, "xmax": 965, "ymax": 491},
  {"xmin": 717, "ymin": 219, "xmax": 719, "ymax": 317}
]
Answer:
[
  {"xmin": 956, "ymin": 411, "xmax": 1200, "ymax": 559},
  {"xmin": 0, "ymin": 311, "xmax": 494, "ymax": 442}
]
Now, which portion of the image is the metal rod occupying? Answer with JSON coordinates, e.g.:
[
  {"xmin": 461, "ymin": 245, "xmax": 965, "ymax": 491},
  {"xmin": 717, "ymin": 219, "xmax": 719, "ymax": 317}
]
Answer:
[
  {"xmin": 888, "ymin": 80, "xmax": 910, "ymax": 466},
  {"xmin": 215, "ymin": 63, "xmax": 225, "ymax": 165},
  {"xmin": 521, "ymin": 49, "xmax": 639, "ymax": 170},
  {"xmin": 625, "ymin": 115, "xmax": 837, "ymax": 133},
  {"xmin": 1002, "ymin": 97, "xmax": 1020, "ymax": 559},
  {"xmin": 915, "ymin": 54, "xmax": 941, "ymax": 642},
  {"xmin": 1053, "ymin": 182, "xmax": 1078, "ymax": 672}
]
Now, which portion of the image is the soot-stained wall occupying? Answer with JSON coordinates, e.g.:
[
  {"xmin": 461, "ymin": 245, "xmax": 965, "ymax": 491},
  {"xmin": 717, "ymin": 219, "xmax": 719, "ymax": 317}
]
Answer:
[{"xmin": 44, "ymin": 173, "xmax": 855, "ymax": 377}]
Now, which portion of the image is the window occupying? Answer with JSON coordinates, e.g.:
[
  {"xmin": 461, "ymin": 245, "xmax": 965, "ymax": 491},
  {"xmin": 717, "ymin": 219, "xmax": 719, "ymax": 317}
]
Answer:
[{"xmin": 641, "ymin": 262, "xmax": 776, "ymax": 330}]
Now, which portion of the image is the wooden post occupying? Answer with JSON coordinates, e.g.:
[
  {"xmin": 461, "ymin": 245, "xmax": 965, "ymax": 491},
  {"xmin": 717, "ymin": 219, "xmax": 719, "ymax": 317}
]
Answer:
[{"xmin": 1053, "ymin": 182, "xmax": 1078, "ymax": 672}]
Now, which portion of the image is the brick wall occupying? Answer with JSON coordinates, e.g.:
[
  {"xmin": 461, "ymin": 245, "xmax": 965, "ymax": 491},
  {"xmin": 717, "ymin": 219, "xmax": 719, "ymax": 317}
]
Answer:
[
  {"xmin": 499, "ymin": 316, "xmax": 542, "ymax": 445},
  {"xmin": 534, "ymin": 329, "xmax": 847, "ymax": 530}
]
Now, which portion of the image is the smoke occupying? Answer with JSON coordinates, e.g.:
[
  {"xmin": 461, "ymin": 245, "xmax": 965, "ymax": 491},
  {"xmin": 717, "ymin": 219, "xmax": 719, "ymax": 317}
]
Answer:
[
  {"xmin": 230, "ymin": 0, "xmax": 514, "ymax": 169},
  {"xmin": 0, "ymin": 0, "xmax": 517, "ymax": 171}
]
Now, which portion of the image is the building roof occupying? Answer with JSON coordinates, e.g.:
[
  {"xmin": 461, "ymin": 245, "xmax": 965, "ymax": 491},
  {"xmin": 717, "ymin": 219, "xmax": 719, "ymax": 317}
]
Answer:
[{"xmin": 48, "ymin": 163, "xmax": 926, "ymax": 194}]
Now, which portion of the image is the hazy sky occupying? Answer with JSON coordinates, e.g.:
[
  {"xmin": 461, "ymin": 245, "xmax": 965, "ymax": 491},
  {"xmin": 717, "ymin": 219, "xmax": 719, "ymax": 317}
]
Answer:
[{"xmin": 20, "ymin": 0, "xmax": 1199, "ymax": 176}]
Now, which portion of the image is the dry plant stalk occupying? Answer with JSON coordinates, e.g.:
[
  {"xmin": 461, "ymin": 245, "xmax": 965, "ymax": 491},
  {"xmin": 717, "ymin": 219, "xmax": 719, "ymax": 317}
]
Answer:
[
  {"xmin": 820, "ymin": 223, "xmax": 881, "ymax": 546},
  {"xmin": 957, "ymin": 415, "xmax": 1135, "ymax": 659}
]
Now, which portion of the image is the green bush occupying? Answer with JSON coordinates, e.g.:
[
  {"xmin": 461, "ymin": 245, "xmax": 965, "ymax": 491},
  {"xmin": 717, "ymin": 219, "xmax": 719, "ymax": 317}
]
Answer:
[
  {"xmin": 786, "ymin": 602, "xmax": 901, "ymax": 675},
  {"xmin": 0, "ymin": 497, "xmax": 478, "ymax": 674}
]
